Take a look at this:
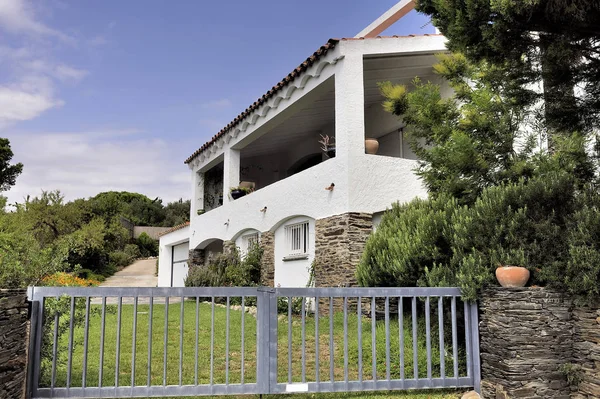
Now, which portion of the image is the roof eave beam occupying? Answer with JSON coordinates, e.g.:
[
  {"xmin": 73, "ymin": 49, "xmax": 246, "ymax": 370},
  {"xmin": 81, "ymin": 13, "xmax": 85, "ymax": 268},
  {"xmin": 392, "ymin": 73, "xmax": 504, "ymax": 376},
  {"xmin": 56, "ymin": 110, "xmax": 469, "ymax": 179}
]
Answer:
[{"xmin": 355, "ymin": 0, "xmax": 416, "ymax": 39}]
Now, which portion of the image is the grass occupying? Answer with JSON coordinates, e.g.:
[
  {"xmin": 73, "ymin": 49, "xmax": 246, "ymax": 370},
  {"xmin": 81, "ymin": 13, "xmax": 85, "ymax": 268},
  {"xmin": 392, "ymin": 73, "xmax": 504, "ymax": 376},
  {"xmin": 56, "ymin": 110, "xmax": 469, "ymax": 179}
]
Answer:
[{"xmin": 39, "ymin": 297, "xmax": 467, "ymax": 398}]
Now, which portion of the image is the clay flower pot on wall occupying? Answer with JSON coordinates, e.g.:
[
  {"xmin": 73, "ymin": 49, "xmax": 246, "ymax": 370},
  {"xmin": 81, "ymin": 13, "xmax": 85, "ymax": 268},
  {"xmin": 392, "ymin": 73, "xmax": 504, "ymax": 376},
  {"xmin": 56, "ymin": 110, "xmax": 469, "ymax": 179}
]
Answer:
[
  {"xmin": 365, "ymin": 138, "xmax": 379, "ymax": 155},
  {"xmin": 495, "ymin": 266, "xmax": 530, "ymax": 288}
]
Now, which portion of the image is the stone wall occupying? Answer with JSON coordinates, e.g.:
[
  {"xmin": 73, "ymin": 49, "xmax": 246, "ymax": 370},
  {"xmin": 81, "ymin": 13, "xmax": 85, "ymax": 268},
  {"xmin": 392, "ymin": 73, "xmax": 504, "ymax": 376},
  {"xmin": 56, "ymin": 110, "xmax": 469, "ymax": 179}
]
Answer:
[
  {"xmin": 223, "ymin": 240, "xmax": 236, "ymax": 255},
  {"xmin": 478, "ymin": 287, "xmax": 600, "ymax": 399},
  {"xmin": 0, "ymin": 289, "xmax": 29, "ymax": 399},
  {"xmin": 259, "ymin": 231, "xmax": 275, "ymax": 287},
  {"xmin": 188, "ymin": 248, "xmax": 205, "ymax": 268},
  {"xmin": 572, "ymin": 305, "xmax": 600, "ymax": 398},
  {"xmin": 314, "ymin": 212, "xmax": 372, "ymax": 288}
]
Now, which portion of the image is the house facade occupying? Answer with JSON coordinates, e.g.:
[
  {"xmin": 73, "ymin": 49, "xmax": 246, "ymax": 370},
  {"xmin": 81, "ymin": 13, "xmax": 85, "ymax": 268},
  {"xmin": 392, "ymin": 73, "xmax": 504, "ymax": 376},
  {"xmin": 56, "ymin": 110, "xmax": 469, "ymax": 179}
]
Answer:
[{"xmin": 158, "ymin": 33, "xmax": 450, "ymax": 288}]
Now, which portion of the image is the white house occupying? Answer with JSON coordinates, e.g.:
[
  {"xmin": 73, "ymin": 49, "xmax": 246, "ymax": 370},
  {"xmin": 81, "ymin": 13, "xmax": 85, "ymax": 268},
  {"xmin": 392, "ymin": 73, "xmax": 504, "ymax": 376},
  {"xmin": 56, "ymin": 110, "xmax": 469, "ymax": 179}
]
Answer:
[{"xmin": 159, "ymin": 1, "xmax": 451, "ymax": 288}]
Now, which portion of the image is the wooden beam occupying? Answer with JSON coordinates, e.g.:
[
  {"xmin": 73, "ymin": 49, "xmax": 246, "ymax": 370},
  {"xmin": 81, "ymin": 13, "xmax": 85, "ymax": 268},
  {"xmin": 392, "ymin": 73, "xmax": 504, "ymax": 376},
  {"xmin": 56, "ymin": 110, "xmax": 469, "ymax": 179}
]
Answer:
[{"xmin": 355, "ymin": 0, "xmax": 416, "ymax": 38}]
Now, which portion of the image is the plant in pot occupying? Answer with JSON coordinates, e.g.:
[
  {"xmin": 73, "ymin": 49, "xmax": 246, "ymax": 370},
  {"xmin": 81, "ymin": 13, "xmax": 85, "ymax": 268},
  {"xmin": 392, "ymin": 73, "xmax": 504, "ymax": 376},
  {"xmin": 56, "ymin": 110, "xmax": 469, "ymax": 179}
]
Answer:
[
  {"xmin": 318, "ymin": 134, "xmax": 336, "ymax": 158},
  {"xmin": 365, "ymin": 138, "xmax": 379, "ymax": 154},
  {"xmin": 495, "ymin": 265, "xmax": 530, "ymax": 287},
  {"xmin": 230, "ymin": 186, "xmax": 252, "ymax": 200}
]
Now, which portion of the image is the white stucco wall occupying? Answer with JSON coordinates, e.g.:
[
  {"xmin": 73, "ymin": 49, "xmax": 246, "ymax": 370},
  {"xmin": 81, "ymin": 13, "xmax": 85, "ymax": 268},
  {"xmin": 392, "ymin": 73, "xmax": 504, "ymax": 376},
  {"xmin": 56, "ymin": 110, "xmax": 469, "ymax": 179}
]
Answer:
[
  {"xmin": 273, "ymin": 216, "xmax": 315, "ymax": 288},
  {"xmin": 234, "ymin": 229, "xmax": 261, "ymax": 256},
  {"xmin": 158, "ymin": 226, "xmax": 190, "ymax": 287}
]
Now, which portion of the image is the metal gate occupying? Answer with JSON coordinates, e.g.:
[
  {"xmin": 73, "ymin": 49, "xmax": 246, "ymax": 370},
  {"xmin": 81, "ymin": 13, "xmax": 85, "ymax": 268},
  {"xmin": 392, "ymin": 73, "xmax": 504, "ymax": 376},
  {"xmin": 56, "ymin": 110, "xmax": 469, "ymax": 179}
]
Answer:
[{"xmin": 27, "ymin": 286, "xmax": 480, "ymax": 398}]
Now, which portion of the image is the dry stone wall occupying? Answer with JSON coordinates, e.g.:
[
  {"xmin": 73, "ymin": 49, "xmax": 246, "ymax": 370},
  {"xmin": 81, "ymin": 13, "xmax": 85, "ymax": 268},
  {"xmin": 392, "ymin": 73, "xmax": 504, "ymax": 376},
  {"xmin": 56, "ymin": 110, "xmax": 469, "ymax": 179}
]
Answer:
[
  {"xmin": 0, "ymin": 289, "xmax": 29, "ymax": 399},
  {"xmin": 314, "ymin": 212, "xmax": 372, "ymax": 288},
  {"xmin": 188, "ymin": 248, "xmax": 205, "ymax": 268},
  {"xmin": 259, "ymin": 231, "xmax": 274, "ymax": 287},
  {"xmin": 572, "ymin": 305, "xmax": 600, "ymax": 398},
  {"xmin": 479, "ymin": 287, "xmax": 600, "ymax": 399}
]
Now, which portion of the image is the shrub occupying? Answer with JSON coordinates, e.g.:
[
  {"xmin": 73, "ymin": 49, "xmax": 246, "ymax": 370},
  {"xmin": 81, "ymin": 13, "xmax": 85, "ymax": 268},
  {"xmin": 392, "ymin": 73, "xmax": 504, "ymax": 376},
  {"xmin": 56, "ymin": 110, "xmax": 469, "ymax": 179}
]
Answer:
[
  {"xmin": 185, "ymin": 243, "xmax": 263, "ymax": 288},
  {"xmin": 358, "ymin": 163, "xmax": 600, "ymax": 303},
  {"xmin": 124, "ymin": 243, "xmax": 141, "ymax": 259},
  {"xmin": 42, "ymin": 272, "xmax": 100, "ymax": 287},
  {"xmin": 108, "ymin": 251, "xmax": 131, "ymax": 268},
  {"xmin": 136, "ymin": 232, "xmax": 158, "ymax": 257}
]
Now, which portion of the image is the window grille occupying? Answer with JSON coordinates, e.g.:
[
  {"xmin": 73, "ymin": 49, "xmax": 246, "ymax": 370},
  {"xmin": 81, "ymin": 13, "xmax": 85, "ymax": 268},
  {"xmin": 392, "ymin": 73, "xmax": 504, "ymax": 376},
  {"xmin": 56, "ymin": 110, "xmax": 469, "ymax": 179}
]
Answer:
[
  {"xmin": 241, "ymin": 232, "xmax": 259, "ymax": 255},
  {"xmin": 285, "ymin": 221, "xmax": 309, "ymax": 256}
]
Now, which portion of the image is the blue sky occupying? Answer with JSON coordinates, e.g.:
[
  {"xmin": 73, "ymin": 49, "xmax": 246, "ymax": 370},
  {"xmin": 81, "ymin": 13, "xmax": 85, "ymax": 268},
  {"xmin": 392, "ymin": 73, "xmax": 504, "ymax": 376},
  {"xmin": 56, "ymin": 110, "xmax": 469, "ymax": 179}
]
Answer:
[{"xmin": 0, "ymin": 0, "xmax": 435, "ymax": 205}]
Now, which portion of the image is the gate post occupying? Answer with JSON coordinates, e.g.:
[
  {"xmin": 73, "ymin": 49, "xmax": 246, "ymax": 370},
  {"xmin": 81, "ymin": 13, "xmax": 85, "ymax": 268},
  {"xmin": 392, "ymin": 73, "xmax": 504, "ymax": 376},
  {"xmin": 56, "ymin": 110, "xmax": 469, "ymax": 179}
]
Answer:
[
  {"xmin": 470, "ymin": 303, "xmax": 481, "ymax": 394},
  {"xmin": 256, "ymin": 287, "xmax": 276, "ymax": 394}
]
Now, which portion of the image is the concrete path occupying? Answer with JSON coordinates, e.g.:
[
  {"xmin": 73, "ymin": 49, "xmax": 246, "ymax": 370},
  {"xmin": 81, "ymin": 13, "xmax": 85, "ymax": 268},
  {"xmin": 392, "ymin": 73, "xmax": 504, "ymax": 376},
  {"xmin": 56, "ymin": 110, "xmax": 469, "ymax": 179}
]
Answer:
[{"xmin": 100, "ymin": 258, "xmax": 157, "ymax": 288}]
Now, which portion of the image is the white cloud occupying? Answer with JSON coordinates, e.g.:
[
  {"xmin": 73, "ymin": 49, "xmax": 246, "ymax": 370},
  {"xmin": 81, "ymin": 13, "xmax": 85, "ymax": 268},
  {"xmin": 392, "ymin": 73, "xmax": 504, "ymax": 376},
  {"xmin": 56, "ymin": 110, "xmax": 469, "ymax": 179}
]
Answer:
[
  {"xmin": 0, "ymin": 87, "xmax": 62, "ymax": 126},
  {"xmin": 54, "ymin": 64, "xmax": 89, "ymax": 82},
  {"xmin": 201, "ymin": 98, "xmax": 232, "ymax": 109},
  {"xmin": 4, "ymin": 130, "xmax": 190, "ymax": 205},
  {"xmin": 0, "ymin": 0, "xmax": 74, "ymax": 43}
]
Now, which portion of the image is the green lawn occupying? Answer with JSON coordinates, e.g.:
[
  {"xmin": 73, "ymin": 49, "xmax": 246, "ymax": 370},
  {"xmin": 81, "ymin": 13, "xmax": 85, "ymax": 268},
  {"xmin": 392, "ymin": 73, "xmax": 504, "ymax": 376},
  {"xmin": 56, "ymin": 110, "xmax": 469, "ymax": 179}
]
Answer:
[{"xmin": 39, "ymin": 297, "xmax": 466, "ymax": 398}]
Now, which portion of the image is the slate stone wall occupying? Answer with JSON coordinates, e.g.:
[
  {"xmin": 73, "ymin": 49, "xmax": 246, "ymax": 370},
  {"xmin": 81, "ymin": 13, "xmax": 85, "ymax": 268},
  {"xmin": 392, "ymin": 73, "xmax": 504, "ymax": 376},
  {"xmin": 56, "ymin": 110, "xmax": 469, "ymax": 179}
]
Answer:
[
  {"xmin": 188, "ymin": 248, "xmax": 205, "ymax": 268},
  {"xmin": 0, "ymin": 289, "xmax": 29, "ymax": 399},
  {"xmin": 479, "ymin": 287, "xmax": 600, "ymax": 399},
  {"xmin": 314, "ymin": 212, "xmax": 372, "ymax": 288},
  {"xmin": 572, "ymin": 305, "xmax": 600, "ymax": 398},
  {"xmin": 259, "ymin": 231, "xmax": 275, "ymax": 287}
]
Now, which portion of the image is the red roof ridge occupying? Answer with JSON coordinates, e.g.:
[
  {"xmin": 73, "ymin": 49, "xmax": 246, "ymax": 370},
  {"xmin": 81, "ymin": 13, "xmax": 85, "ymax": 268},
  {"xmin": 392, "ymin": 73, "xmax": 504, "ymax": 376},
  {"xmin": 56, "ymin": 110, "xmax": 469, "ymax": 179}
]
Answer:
[{"xmin": 158, "ymin": 221, "xmax": 190, "ymax": 237}]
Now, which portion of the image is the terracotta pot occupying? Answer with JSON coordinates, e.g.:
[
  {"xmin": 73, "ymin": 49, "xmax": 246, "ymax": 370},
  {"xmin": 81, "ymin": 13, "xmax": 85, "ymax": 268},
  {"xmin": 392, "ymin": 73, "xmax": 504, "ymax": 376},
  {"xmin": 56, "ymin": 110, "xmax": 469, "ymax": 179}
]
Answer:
[
  {"xmin": 365, "ymin": 138, "xmax": 379, "ymax": 155},
  {"xmin": 495, "ymin": 266, "xmax": 530, "ymax": 288}
]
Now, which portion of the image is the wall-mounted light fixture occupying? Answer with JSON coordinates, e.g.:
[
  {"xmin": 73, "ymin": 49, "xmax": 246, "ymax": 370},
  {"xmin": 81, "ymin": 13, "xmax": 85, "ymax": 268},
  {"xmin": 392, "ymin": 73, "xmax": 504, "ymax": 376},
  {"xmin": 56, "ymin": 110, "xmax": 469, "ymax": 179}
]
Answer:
[
  {"xmin": 325, "ymin": 183, "xmax": 335, "ymax": 191},
  {"xmin": 260, "ymin": 206, "xmax": 267, "ymax": 213},
  {"xmin": 224, "ymin": 219, "xmax": 230, "ymax": 226}
]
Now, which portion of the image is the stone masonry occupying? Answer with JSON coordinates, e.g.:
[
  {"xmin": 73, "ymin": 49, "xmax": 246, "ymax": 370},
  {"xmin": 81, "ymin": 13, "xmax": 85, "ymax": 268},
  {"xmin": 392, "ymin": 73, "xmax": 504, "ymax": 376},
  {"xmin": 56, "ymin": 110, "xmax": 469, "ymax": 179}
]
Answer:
[
  {"xmin": 0, "ymin": 289, "xmax": 29, "ymax": 399},
  {"xmin": 259, "ymin": 231, "xmax": 275, "ymax": 287},
  {"xmin": 314, "ymin": 212, "xmax": 372, "ymax": 288},
  {"xmin": 188, "ymin": 248, "xmax": 205, "ymax": 268},
  {"xmin": 480, "ymin": 287, "xmax": 576, "ymax": 398},
  {"xmin": 572, "ymin": 304, "xmax": 600, "ymax": 398}
]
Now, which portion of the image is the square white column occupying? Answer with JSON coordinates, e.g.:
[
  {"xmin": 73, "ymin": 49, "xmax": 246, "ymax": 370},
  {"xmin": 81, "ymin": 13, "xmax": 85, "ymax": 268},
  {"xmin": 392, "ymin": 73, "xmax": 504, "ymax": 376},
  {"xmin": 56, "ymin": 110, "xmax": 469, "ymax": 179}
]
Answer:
[
  {"xmin": 191, "ymin": 169, "xmax": 204, "ymax": 216},
  {"xmin": 223, "ymin": 147, "xmax": 241, "ymax": 203},
  {"xmin": 335, "ymin": 53, "xmax": 365, "ymax": 160}
]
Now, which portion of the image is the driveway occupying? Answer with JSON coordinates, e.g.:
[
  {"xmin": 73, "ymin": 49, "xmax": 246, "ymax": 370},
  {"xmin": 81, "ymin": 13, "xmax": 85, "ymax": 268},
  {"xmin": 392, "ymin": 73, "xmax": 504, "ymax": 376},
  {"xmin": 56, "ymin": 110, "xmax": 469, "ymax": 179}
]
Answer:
[{"xmin": 100, "ymin": 258, "xmax": 157, "ymax": 287}]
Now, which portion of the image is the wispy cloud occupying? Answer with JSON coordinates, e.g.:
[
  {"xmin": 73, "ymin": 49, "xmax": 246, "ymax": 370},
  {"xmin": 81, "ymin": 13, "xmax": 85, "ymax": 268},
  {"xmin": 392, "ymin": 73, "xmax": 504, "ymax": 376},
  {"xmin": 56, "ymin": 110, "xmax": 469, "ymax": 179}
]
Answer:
[
  {"xmin": 0, "ymin": 0, "xmax": 74, "ymax": 43},
  {"xmin": 0, "ymin": 2, "xmax": 90, "ymax": 128},
  {"xmin": 4, "ymin": 129, "xmax": 190, "ymax": 205},
  {"xmin": 201, "ymin": 98, "xmax": 232, "ymax": 109}
]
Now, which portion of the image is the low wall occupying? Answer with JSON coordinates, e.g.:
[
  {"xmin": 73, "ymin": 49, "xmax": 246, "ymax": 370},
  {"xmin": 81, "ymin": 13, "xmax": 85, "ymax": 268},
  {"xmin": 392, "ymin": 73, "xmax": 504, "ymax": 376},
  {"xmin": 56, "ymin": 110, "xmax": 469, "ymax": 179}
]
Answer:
[
  {"xmin": 133, "ymin": 226, "xmax": 171, "ymax": 240},
  {"xmin": 0, "ymin": 289, "xmax": 29, "ymax": 399},
  {"xmin": 479, "ymin": 287, "xmax": 600, "ymax": 399}
]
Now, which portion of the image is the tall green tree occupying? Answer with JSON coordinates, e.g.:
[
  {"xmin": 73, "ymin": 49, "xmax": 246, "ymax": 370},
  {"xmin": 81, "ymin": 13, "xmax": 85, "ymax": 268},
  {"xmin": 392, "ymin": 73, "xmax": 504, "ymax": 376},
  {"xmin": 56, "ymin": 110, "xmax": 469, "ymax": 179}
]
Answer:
[
  {"xmin": 416, "ymin": 0, "xmax": 600, "ymax": 136},
  {"xmin": 0, "ymin": 138, "xmax": 23, "ymax": 192}
]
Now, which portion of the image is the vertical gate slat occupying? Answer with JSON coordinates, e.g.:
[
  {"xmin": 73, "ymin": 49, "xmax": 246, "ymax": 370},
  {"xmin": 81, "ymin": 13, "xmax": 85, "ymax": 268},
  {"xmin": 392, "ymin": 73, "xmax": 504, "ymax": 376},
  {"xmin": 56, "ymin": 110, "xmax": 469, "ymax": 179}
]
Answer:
[
  {"xmin": 50, "ymin": 298, "xmax": 59, "ymax": 391},
  {"xmin": 425, "ymin": 296, "xmax": 432, "ymax": 382},
  {"xmin": 115, "ymin": 296, "xmax": 122, "ymax": 387},
  {"xmin": 464, "ymin": 300, "xmax": 473, "ymax": 379},
  {"xmin": 329, "ymin": 297, "xmax": 334, "ymax": 383},
  {"xmin": 399, "ymin": 296, "xmax": 404, "ymax": 382},
  {"xmin": 241, "ymin": 296, "xmax": 245, "ymax": 385},
  {"xmin": 287, "ymin": 297, "xmax": 292, "ymax": 384},
  {"xmin": 148, "ymin": 296, "xmax": 154, "ymax": 387},
  {"xmin": 180, "ymin": 296, "xmax": 185, "ymax": 386},
  {"xmin": 99, "ymin": 296, "xmax": 107, "ymax": 387},
  {"xmin": 385, "ymin": 296, "xmax": 390, "ymax": 383},
  {"xmin": 357, "ymin": 297, "xmax": 363, "ymax": 383},
  {"xmin": 163, "ymin": 296, "xmax": 169, "ymax": 386},
  {"xmin": 371, "ymin": 296, "xmax": 376, "ymax": 384},
  {"xmin": 82, "ymin": 296, "xmax": 91, "ymax": 388},
  {"xmin": 301, "ymin": 297, "xmax": 306, "ymax": 383},
  {"xmin": 343, "ymin": 296, "xmax": 348, "ymax": 385},
  {"xmin": 451, "ymin": 296, "xmax": 458, "ymax": 382},
  {"xmin": 131, "ymin": 296, "xmax": 138, "ymax": 388},
  {"xmin": 315, "ymin": 296, "xmax": 320, "ymax": 384},
  {"xmin": 438, "ymin": 297, "xmax": 445, "ymax": 381},
  {"xmin": 66, "ymin": 296, "xmax": 75, "ymax": 389},
  {"xmin": 225, "ymin": 296, "xmax": 230, "ymax": 386},
  {"xmin": 412, "ymin": 296, "xmax": 418, "ymax": 380},
  {"xmin": 210, "ymin": 297, "xmax": 215, "ymax": 387},
  {"xmin": 470, "ymin": 303, "xmax": 482, "ymax": 393}
]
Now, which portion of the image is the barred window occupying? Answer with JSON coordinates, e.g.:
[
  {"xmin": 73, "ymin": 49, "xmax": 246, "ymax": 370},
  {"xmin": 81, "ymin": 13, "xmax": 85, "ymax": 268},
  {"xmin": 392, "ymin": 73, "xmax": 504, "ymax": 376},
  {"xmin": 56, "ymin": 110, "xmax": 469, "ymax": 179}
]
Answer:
[{"xmin": 284, "ymin": 221, "xmax": 309, "ymax": 257}]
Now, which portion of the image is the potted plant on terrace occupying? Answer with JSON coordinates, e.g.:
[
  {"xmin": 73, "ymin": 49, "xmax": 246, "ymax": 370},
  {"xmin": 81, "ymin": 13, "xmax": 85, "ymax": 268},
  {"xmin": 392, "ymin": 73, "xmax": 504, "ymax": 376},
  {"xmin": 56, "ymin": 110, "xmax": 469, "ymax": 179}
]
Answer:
[
  {"xmin": 230, "ymin": 186, "xmax": 252, "ymax": 200},
  {"xmin": 318, "ymin": 134, "xmax": 336, "ymax": 158},
  {"xmin": 496, "ymin": 265, "xmax": 530, "ymax": 287}
]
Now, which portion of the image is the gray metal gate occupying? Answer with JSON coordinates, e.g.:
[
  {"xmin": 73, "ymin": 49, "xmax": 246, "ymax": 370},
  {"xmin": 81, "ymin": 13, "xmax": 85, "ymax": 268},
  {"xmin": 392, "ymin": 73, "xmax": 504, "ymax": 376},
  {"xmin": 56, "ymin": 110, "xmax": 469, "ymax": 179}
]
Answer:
[{"xmin": 27, "ymin": 286, "xmax": 480, "ymax": 398}]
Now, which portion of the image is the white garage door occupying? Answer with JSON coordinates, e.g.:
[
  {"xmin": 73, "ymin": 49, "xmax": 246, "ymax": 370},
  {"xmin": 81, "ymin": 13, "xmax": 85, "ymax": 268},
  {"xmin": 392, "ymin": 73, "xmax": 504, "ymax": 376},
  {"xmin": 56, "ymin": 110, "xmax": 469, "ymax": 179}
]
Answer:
[{"xmin": 170, "ymin": 242, "xmax": 189, "ymax": 287}]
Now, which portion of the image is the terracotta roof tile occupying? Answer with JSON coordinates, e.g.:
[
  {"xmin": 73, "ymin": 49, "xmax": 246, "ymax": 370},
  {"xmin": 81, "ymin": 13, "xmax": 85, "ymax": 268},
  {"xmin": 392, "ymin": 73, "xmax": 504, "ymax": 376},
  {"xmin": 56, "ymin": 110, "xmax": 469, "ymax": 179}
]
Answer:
[
  {"xmin": 158, "ymin": 221, "xmax": 190, "ymax": 237},
  {"xmin": 185, "ymin": 34, "xmax": 442, "ymax": 165}
]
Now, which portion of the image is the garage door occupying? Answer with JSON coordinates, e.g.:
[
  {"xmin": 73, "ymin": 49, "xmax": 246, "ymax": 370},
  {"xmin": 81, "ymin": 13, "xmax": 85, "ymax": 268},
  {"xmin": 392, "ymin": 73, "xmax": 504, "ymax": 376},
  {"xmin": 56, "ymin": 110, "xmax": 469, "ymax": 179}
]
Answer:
[{"xmin": 171, "ymin": 242, "xmax": 189, "ymax": 287}]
